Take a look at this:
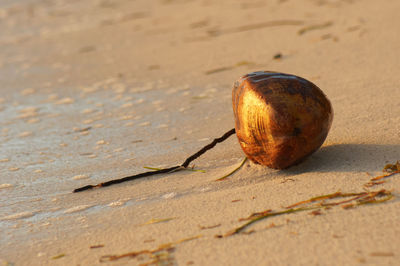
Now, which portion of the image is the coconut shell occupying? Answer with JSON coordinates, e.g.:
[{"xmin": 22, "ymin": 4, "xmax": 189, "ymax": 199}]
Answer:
[{"xmin": 232, "ymin": 71, "xmax": 333, "ymax": 169}]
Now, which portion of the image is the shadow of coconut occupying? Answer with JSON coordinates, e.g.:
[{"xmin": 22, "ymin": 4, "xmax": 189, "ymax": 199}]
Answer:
[{"xmin": 283, "ymin": 143, "xmax": 400, "ymax": 174}]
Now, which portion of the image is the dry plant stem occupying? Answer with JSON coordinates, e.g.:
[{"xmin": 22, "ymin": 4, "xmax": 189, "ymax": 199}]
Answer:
[
  {"xmin": 181, "ymin": 128, "xmax": 236, "ymax": 168},
  {"xmin": 73, "ymin": 128, "xmax": 236, "ymax": 193},
  {"xmin": 285, "ymin": 192, "xmax": 366, "ymax": 209},
  {"xmin": 225, "ymin": 207, "xmax": 316, "ymax": 237},
  {"xmin": 100, "ymin": 235, "xmax": 201, "ymax": 262}
]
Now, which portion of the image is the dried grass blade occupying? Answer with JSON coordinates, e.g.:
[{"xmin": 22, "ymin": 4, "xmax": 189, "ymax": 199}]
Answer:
[{"xmin": 216, "ymin": 157, "xmax": 247, "ymax": 181}]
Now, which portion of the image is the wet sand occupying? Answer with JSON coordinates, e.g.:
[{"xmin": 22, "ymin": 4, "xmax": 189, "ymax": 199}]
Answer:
[{"xmin": 1, "ymin": 0, "xmax": 399, "ymax": 265}]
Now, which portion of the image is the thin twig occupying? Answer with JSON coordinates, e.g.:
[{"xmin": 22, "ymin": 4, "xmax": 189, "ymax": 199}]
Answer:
[
  {"xmin": 181, "ymin": 128, "xmax": 236, "ymax": 168},
  {"xmin": 73, "ymin": 128, "xmax": 236, "ymax": 192},
  {"xmin": 73, "ymin": 166, "xmax": 181, "ymax": 193}
]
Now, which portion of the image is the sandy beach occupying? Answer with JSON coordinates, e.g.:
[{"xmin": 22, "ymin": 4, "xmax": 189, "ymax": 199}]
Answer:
[{"xmin": 1, "ymin": 0, "xmax": 399, "ymax": 265}]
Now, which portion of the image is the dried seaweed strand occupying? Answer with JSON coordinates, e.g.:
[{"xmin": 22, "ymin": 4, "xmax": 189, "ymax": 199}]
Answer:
[
  {"xmin": 369, "ymin": 161, "xmax": 400, "ymax": 181},
  {"xmin": 285, "ymin": 191, "xmax": 365, "ymax": 209},
  {"xmin": 216, "ymin": 157, "xmax": 248, "ymax": 181},
  {"xmin": 370, "ymin": 171, "xmax": 400, "ymax": 181},
  {"xmin": 364, "ymin": 180, "xmax": 386, "ymax": 187},
  {"xmin": 239, "ymin": 209, "xmax": 272, "ymax": 221},
  {"xmin": 320, "ymin": 193, "xmax": 369, "ymax": 207},
  {"xmin": 224, "ymin": 207, "xmax": 316, "ymax": 237},
  {"xmin": 99, "ymin": 235, "xmax": 201, "ymax": 262},
  {"xmin": 73, "ymin": 128, "xmax": 236, "ymax": 192},
  {"xmin": 225, "ymin": 190, "xmax": 393, "ymax": 237},
  {"xmin": 383, "ymin": 161, "xmax": 400, "ymax": 172}
]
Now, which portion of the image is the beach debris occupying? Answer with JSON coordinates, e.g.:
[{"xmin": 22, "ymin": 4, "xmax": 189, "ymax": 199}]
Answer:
[
  {"xmin": 199, "ymin": 224, "xmax": 221, "ymax": 230},
  {"xmin": 73, "ymin": 129, "xmax": 235, "ymax": 192},
  {"xmin": 371, "ymin": 161, "xmax": 400, "ymax": 181},
  {"xmin": 99, "ymin": 235, "xmax": 201, "ymax": 263},
  {"xmin": 144, "ymin": 166, "xmax": 205, "ymax": 173},
  {"xmin": 364, "ymin": 180, "xmax": 385, "ymax": 187},
  {"xmin": 233, "ymin": 71, "xmax": 333, "ymax": 169},
  {"xmin": 223, "ymin": 189, "xmax": 393, "ymax": 237},
  {"xmin": 73, "ymin": 126, "xmax": 92, "ymax": 133},
  {"xmin": 364, "ymin": 160, "xmax": 400, "ymax": 187},
  {"xmin": 309, "ymin": 210, "xmax": 322, "ymax": 216},
  {"xmin": 90, "ymin": 245, "xmax": 104, "ymax": 249},
  {"xmin": 141, "ymin": 217, "xmax": 175, "ymax": 226},
  {"xmin": 74, "ymin": 71, "xmax": 333, "ymax": 192},
  {"xmin": 216, "ymin": 157, "xmax": 247, "ymax": 181},
  {"xmin": 281, "ymin": 178, "xmax": 295, "ymax": 183},
  {"xmin": 383, "ymin": 161, "xmax": 400, "ymax": 172},
  {"xmin": 51, "ymin": 254, "xmax": 65, "ymax": 260},
  {"xmin": 273, "ymin": 53, "xmax": 282, "ymax": 59},
  {"xmin": 239, "ymin": 210, "xmax": 272, "ymax": 222}
]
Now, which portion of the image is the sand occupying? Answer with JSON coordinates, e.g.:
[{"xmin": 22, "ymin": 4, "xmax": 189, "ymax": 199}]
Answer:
[{"xmin": 0, "ymin": 0, "xmax": 399, "ymax": 265}]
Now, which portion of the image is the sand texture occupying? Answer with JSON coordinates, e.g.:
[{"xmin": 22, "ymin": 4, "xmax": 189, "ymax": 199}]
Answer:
[{"xmin": 0, "ymin": 0, "xmax": 399, "ymax": 265}]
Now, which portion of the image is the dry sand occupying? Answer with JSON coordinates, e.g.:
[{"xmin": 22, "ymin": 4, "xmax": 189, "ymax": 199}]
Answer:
[{"xmin": 0, "ymin": 0, "xmax": 399, "ymax": 265}]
